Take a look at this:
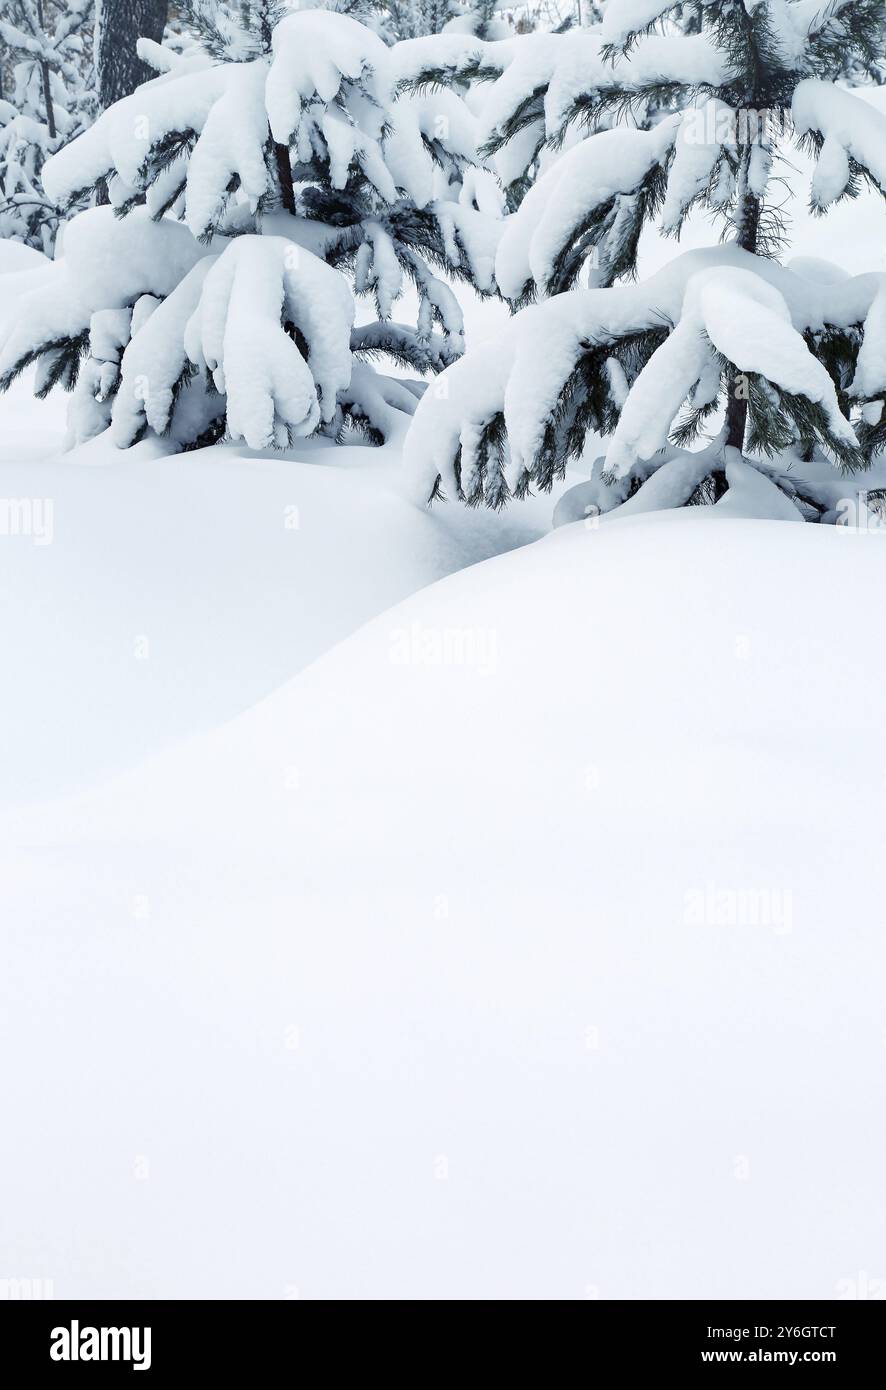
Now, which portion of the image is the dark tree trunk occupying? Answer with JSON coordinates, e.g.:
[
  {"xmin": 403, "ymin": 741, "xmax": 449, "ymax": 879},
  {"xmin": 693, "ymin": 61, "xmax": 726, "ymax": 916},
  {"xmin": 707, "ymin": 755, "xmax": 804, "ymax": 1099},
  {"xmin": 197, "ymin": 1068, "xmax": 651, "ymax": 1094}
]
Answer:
[
  {"xmin": 274, "ymin": 142, "xmax": 296, "ymax": 214},
  {"xmin": 35, "ymin": 0, "xmax": 56, "ymax": 138},
  {"xmin": 39, "ymin": 56, "xmax": 56, "ymax": 137},
  {"xmin": 95, "ymin": 0, "xmax": 169, "ymax": 110},
  {"xmin": 723, "ymin": 178, "xmax": 761, "ymax": 453}
]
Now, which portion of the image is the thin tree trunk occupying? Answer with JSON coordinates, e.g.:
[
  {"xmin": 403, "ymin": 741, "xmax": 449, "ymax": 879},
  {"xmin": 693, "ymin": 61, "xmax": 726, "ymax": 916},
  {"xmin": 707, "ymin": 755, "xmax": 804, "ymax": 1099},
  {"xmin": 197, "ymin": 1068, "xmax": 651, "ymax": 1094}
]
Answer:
[
  {"xmin": 274, "ymin": 142, "xmax": 296, "ymax": 214},
  {"xmin": 35, "ymin": 0, "xmax": 56, "ymax": 139},
  {"xmin": 723, "ymin": 173, "xmax": 761, "ymax": 453}
]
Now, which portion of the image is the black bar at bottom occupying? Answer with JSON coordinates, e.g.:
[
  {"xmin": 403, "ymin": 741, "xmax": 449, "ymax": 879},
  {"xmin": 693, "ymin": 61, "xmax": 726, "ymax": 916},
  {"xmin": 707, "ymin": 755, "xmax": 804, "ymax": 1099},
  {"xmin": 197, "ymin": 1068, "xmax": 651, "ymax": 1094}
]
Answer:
[{"xmin": 0, "ymin": 1299, "xmax": 884, "ymax": 1373}]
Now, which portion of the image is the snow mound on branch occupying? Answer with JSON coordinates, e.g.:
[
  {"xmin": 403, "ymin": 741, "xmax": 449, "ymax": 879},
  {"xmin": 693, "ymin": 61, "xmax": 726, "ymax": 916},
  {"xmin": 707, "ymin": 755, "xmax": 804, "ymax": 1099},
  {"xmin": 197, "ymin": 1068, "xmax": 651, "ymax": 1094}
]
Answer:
[
  {"xmin": 600, "ymin": 0, "xmax": 680, "ymax": 45},
  {"xmin": 63, "ymin": 206, "xmax": 204, "ymax": 305},
  {"xmin": 793, "ymin": 79, "xmax": 886, "ymax": 209},
  {"xmin": 391, "ymin": 28, "xmax": 724, "ymax": 163},
  {"xmin": 385, "ymin": 89, "xmax": 481, "ymax": 208},
  {"xmin": 266, "ymin": 10, "xmax": 391, "ymax": 146},
  {"xmin": 0, "ymin": 208, "xmax": 204, "ymax": 390},
  {"xmin": 387, "ymin": 33, "xmax": 514, "ymax": 89},
  {"xmin": 185, "ymin": 60, "xmax": 270, "ymax": 238},
  {"xmin": 474, "ymin": 31, "xmax": 583, "ymax": 147},
  {"xmin": 660, "ymin": 98, "xmax": 736, "ymax": 232},
  {"xmin": 42, "ymin": 64, "xmax": 233, "ymax": 206},
  {"xmin": 850, "ymin": 281, "xmax": 886, "ymax": 401},
  {"xmin": 495, "ymin": 118, "xmax": 680, "ymax": 299},
  {"xmin": 112, "ymin": 261, "xmax": 215, "ymax": 446},
  {"xmin": 626, "ymin": 32, "xmax": 728, "ymax": 86},
  {"xmin": 606, "ymin": 266, "xmax": 858, "ymax": 478},
  {"xmin": 694, "ymin": 273, "xmax": 853, "ymax": 434},
  {"xmin": 109, "ymin": 228, "xmax": 356, "ymax": 453},
  {"xmin": 553, "ymin": 448, "xmax": 811, "ymax": 525},
  {"xmin": 433, "ymin": 199, "xmax": 501, "ymax": 294},
  {"xmin": 183, "ymin": 235, "xmax": 354, "ymax": 450},
  {"xmin": 404, "ymin": 245, "xmax": 884, "ymax": 502},
  {"xmin": 3, "ymin": 514, "xmax": 886, "ymax": 1296}
]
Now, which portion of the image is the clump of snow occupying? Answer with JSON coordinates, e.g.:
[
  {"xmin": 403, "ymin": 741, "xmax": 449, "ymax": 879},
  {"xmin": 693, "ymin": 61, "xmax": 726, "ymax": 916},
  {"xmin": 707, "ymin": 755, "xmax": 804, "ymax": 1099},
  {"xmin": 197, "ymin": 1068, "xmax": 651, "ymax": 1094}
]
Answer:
[
  {"xmin": 385, "ymin": 88, "xmax": 480, "ymax": 208},
  {"xmin": 600, "ymin": 0, "xmax": 680, "ymax": 46},
  {"xmin": 41, "ymin": 65, "xmax": 232, "ymax": 207},
  {"xmin": 606, "ymin": 266, "xmax": 858, "ymax": 479},
  {"xmin": 496, "ymin": 118, "xmax": 680, "ymax": 298},
  {"xmin": 185, "ymin": 60, "xmax": 270, "ymax": 239},
  {"xmin": 112, "ymin": 260, "xmax": 215, "ymax": 446},
  {"xmin": 266, "ymin": 10, "xmax": 390, "ymax": 147},
  {"xmin": 183, "ymin": 235, "xmax": 354, "ymax": 450},
  {"xmin": 850, "ymin": 282, "xmax": 886, "ymax": 401},
  {"xmin": 64, "ymin": 206, "xmax": 204, "ymax": 304},
  {"xmin": 660, "ymin": 99, "xmax": 736, "ymax": 233},
  {"xmin": 433, "ymin": 199, "xmax": 501, "ymax": 294},
  {"xmin": 0, "ymin": 207, "xmax": 205, "ymax": 395},
  {"xmin": 793, "ymin": 79, "xmax": 886, "ymax": 209}
]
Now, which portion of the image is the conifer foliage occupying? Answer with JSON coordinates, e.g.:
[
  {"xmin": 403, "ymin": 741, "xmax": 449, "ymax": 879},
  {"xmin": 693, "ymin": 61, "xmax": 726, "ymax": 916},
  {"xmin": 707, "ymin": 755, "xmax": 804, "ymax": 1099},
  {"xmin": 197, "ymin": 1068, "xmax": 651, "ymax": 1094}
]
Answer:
[
  {"xmin": 0, "ymin": 0, "xmax": 96, "ymax": 252},
  {"xmin": 3, "ymin": 0, "xmax": 886, "ymax": 515},
  {"xmin": 0, "ymin": 5, "xmax": 502, "ymax": 450},
  {"xmin": 402, "ymin": 0, "xmax": 886, "ymax": 521}
]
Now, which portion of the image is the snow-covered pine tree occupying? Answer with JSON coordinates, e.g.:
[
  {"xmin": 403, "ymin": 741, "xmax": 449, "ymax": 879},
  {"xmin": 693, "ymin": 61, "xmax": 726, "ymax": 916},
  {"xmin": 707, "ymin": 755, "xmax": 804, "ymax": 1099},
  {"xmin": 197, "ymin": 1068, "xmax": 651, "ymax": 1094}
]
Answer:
[
  {"xmin": 382, "ymin": 0, "xmax": 507, "ymax": 42},
  {"xmin": 402, "ymin": 0, "xmax": 886, "ymax": 521},
  {"xmin": 0, "ymin": 8, "xmax": 504, "ymax": 452},
  {"xmin": 456, "ymin": 1, "xmax": 508, "ymax": 39},
  {"xmin": 0, "ymin": 0, "xmax": 96, "ymax": 252},
  {"xmin": 384, "ymin": 0, "xmax": 460, "ymax": 41},
  {"xmin": 392, "ymin": 13, "xmax": 625, "ymax": 217}
]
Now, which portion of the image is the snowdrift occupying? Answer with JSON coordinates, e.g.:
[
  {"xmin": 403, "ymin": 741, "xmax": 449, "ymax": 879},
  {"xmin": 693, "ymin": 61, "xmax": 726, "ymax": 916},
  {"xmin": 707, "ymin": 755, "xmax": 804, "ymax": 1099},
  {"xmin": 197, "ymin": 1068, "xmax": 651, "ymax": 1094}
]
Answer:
[
  {"xmin": 2, "ymin": 512, "xmax": 885, "ymax": 1298},
  {"xmin": 0, "ymin": 432, "xmax": 554, "ymax": 801}
]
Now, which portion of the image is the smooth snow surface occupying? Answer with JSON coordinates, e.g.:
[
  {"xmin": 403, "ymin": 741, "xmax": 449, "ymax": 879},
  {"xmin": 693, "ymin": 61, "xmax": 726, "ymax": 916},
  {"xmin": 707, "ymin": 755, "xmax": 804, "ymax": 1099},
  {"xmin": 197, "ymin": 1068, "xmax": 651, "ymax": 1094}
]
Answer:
[
  {"xmin": 0, "ymin": 403, "xmax": 556, "ymax": 802},
  {"xmin": 0, "ymin": 239, "xmax": 49, "ymax": 272},
  {"xmin": 2, "ymin": 513, "xmax": 885, "ymax": 1298}
]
